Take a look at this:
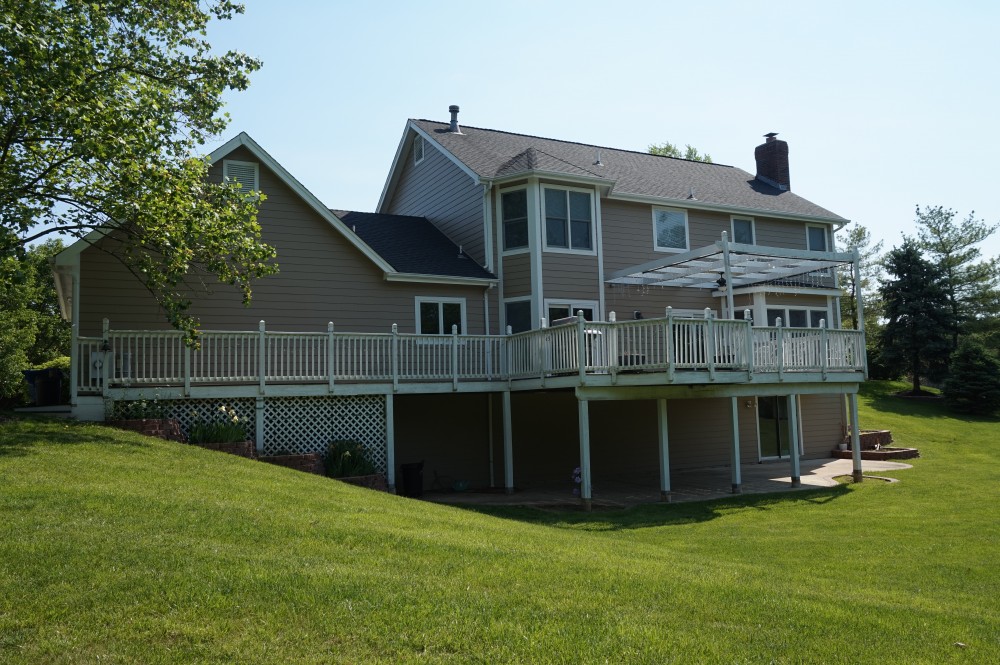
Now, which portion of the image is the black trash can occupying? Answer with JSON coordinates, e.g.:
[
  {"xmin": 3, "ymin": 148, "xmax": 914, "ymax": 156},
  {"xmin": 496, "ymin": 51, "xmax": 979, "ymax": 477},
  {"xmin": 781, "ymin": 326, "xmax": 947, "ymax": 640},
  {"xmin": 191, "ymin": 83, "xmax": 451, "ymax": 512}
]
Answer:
[{"xmin": 400, "ymin": 461, "xmax": 425, "ymax": 498}]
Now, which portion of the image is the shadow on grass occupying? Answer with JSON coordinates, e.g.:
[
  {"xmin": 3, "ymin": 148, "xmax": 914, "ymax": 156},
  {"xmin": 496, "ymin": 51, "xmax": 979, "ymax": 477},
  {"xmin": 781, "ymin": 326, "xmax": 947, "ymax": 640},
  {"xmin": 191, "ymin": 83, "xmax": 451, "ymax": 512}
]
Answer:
[
  {"xmin": 461, "ymin": 485, "xmax": 850, "ymax": 531},
  {"xmin": 0, "ymin": 415, "xmax": 150, "ymax": 458},
  {"xmin": 860, "ymin": 382, "xmax": 1000, "ymax": 424}
]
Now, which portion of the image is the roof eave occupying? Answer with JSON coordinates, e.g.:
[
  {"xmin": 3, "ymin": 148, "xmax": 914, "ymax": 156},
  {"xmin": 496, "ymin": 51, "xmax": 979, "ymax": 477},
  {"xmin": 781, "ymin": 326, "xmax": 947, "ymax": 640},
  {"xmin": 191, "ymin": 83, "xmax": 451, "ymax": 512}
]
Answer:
[
  {"xmin": 384, "ymin": 272, "xmax": 497, "ymax": 287},
  {"xmin": 608, "ymin": 191, "xmax": 848, "ymax": 225}
]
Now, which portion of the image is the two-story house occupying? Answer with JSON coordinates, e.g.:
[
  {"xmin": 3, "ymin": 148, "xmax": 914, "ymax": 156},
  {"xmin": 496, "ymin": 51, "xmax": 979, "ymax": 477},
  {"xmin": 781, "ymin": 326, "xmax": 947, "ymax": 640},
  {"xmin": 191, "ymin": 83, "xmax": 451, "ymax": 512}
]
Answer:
[{"xmin": 53, "ymin": 106, "xmax": 868, "ymax": 506}]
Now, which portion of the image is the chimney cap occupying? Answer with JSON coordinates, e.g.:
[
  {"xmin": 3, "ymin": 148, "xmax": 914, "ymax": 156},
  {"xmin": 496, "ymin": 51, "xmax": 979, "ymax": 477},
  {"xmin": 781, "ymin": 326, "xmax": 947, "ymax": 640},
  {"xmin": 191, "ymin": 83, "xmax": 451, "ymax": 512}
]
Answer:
[
  {"xmin": 764, "ymin": 132, "xmax": 779, "ymax": 141},
  {"xmin": 449, "ymin": 104, "xmax": 460, "ymax": 113}
]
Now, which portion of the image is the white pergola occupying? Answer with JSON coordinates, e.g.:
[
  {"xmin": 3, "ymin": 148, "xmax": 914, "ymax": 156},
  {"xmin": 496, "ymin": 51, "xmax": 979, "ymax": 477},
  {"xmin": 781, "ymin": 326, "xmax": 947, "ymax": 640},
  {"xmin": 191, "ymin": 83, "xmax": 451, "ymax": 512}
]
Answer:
[{"xmin": 606, "ymin": 233, "xmax": 863, "ymax": 325}]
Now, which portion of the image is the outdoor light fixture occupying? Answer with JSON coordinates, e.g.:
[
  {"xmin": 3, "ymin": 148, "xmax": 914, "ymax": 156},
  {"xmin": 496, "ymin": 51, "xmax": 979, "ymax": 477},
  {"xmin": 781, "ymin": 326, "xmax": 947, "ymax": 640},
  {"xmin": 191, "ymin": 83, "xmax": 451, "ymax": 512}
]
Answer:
[{"xmin": 716, "ymin": 274, "xmax": 727, "ymax": 291}]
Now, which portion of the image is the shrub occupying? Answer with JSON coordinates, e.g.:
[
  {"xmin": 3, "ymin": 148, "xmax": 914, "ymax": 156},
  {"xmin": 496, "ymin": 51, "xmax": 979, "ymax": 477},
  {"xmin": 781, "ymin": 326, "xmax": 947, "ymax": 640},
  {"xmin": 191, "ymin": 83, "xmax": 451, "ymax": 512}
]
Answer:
[
  {"xmin": 326, "ymin": 440, "xmax": 376, "ymax": 478},
  {"xmin": 188, "ymin": 405, "xmax": 247, "ymax": 443},
  {"xmin": 106, "ymin": 396, "xmax": 167, "ymax": 420},
  {"xmin": 943, "ymin": 340, "xmax": 1000, "ymax": 415}
]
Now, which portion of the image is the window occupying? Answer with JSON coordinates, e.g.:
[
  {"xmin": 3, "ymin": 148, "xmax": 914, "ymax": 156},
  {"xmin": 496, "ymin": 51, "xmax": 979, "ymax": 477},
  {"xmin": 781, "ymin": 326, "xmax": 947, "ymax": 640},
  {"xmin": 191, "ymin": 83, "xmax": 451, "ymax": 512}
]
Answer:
[
  {"xmin": 501, "ymin": 189, "xmax": 529, "ymax": 251},
  {"xmin": 545, "ymin": 300, "xmax": 598, "ymax": 325},
  {"xmin": 806, "ymin": 225, "xmax": 828, "ymax": 252},
  {"xmin": 732, "ymin": 217, "xmax": 755, "ymax": 245},
  {"xmin": 505, "ymin": 300, "xmax": 532, "ymax": 333},
  {"xmin": 543, "ymin": 187, "xmax": 593, "ymax": 251},
  {"xmin": 223, "ymin": 160, "xmax": 259, "ymax": 194},
  {"xmin": 416, "ymin": 298, "xmax": 465, "ymax": 334},
  {"xmin": 766, "ymin": 307, "xmax": 830, "ymax": 328},
  {"xmin": 413, "ymin": 136, "xmax": 425, "ymax": 165},
  {"xmin": 653, "ymin": 207, "xmax": 689, "ymax": 251}
]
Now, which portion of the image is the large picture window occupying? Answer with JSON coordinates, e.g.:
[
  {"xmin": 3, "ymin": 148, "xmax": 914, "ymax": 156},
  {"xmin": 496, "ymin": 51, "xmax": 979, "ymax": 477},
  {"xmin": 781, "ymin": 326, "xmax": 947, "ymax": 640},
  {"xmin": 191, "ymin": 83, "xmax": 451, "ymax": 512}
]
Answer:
[
  {"xmin": 501, "ymin": 189, "xmax": 528, "ymax": 251},
  {"xmin": 766, "ymin": 307, "xmax": 830, "ymax": 328},
  {"xmin": 543, "ymin": 187, "xmax": 593, "ymax": 251},
  {"xmin": 653, "ymin": 207, "xmax": 689, "ymax": 251},
  {"xmin": 505, "ymin": 299, "xmax": 532, "ymax": 333},
  {"xmin": 416, "ymin": 298, "xmax": 465, "ymax": 334}
]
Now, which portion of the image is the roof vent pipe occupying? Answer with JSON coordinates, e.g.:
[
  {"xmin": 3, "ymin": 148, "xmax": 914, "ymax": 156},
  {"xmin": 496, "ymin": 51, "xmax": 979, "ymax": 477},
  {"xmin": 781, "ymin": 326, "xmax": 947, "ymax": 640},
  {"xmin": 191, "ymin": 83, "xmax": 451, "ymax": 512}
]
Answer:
[{"xmin": 448, "ymin": 105, "xmax": 462, "ymax": 134}]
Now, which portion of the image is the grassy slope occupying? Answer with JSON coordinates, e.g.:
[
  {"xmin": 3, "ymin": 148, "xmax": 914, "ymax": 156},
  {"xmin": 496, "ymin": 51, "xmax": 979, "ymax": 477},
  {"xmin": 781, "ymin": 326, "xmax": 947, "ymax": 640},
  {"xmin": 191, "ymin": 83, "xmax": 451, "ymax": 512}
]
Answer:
[{"xmin": 0, "ymin": 381, "xmax": 997, "ymax": 663}]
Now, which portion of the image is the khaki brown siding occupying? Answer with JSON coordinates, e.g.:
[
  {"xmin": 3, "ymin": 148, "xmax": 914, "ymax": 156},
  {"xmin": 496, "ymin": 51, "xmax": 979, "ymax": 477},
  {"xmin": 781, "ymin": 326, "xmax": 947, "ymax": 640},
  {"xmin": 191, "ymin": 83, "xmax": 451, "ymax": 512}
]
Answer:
[
  {"xmin": 799, "ymin": 394, "xmax": 846, "ymax": 458},
  {"xmin": 541, "ymin": 253, "xmax": 600, "ymax": 302},
  {"xmin": 387, "ymin": 138, "xmax": 486, "ymax": 266},
  {"xmin": 502, "ymin": 253, "xmax": 532, "ymax": 298},
  {"xmin": 78, "ymin": 145, "xmax": 487, "ymax": 336}
]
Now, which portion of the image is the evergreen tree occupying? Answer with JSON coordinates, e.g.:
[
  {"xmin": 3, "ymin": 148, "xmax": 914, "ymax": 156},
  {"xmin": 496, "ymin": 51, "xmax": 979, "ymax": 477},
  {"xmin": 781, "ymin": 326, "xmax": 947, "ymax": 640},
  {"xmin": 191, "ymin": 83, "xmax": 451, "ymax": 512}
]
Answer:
[
  {"xmin": 943, "ymin": 339, "xmax": 1000, "ymax": 415},
  {"xmin": 879, "ymin": 241, "xmax": 954, "ymax": 394},
  {"xmin": 914, "ymin": 205, "xmax": 1000, "ymax": 350}
]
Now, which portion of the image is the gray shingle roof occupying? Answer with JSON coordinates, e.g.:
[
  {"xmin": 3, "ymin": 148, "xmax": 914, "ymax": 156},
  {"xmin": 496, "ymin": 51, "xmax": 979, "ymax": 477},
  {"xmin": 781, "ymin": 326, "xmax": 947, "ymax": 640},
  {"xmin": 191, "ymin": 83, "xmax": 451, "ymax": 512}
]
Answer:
[
  {"xmin": 334, "ymin": 211, "xmax": 495, "ymax": 280},
  {"xmin": 411, "ymin": 119, "xmax": 846, "ymax": 222}
]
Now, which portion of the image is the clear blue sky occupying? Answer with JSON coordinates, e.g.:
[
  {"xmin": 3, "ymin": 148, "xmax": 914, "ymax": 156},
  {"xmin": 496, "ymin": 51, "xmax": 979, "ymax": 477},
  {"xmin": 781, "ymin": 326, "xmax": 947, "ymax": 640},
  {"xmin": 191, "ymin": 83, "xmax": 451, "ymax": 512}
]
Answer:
[{"xmin": 206, "ymin": 0, "xmax": 1000, "ymax": 259}]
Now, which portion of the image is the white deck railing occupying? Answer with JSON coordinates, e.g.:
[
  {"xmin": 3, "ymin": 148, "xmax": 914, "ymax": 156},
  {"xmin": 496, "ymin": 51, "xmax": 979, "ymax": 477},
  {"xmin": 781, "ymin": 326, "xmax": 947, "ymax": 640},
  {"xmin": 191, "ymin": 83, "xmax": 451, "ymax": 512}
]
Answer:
[{"xmin": 76, "ymin": 315, "xmax": 865, "ymax": 394}]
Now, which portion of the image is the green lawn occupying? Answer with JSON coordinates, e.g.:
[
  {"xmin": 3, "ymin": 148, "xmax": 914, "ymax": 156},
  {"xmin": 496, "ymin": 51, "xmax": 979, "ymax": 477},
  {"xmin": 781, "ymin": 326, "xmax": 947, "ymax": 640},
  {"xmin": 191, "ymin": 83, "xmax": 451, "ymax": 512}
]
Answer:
[{"xmin": 1, "ymin": 381, "xmax": 997, "ymax": 663}]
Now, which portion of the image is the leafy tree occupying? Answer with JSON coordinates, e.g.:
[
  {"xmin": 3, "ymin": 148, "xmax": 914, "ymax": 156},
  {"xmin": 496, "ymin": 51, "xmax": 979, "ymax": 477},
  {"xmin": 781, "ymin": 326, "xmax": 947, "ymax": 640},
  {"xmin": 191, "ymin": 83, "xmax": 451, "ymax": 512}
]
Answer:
[
  {"xmin": 1, "ymin": 0, "xmax": 277, "ymax": 341},
  {"xmin": 0, "ymin": 240, "xmax": 71, "ymax": 400},
  {"xmin": 913, "ymin": 205, "xmax": 1000, "ymax": 350},
  {"xmin": 837, "ymin": 223, "xmax": 884, "ymax": 331},
  {"xmin": 942, "ymin": 339, "xmax": 1000, "ymax": 416},
  {"xmin": 648, "ymin": 141, "xmax": 713, "ymax": 163},
  {"xmin": 878, "ymin": 240, "xmax": 954, "ymax": 394}
]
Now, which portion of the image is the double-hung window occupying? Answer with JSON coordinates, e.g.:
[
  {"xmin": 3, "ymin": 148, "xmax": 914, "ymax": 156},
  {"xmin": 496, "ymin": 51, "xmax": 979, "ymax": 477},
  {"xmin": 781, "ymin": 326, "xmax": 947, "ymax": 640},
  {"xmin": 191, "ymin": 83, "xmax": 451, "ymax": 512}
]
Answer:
[
  {"xmin": 732, "ymin": 216, "xmax": 755, "ymax": 244},
  {"xmin": 501, "ymin": 189, "xmax": 529, "ymax": 251},
  {"xmin": 806, "ymin": 224, "xmax": 829, "ymax": 252},
  {"xmin": 543, "ymin": 187, "xmax": 593, "ymax": 252},
  {"xmin": 653, "ymin": 206, "xmax": 689, "ymax": 251},
  {"xmin": 766, "ymin": 307, "xmax": 830, "ymax": 328},
  {"xmin": 416, "ymin": 298, "xmax": 465, "ymax": 335}
]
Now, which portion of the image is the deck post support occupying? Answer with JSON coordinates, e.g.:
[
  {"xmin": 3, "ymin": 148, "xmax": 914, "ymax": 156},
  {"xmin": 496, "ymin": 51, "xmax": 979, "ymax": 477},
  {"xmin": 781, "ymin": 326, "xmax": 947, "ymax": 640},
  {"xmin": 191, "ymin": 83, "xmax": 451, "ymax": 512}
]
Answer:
[
  {"xmin": 451, "ymin": 324, "xmax": 459, "ymax": 391},
  {"xmin": 577, "ymin": 311, "xmax": 587, "ymax": 384},
  {"xmin": 502, "ymin": 390, "xmax": 514, "ymax": 494},
  {"xmin": 578, "ymin": 397, "xmax": 592, "ymax": 511},
  {"xmin": 730, "ymin": 396, "xmax": 743, "ymax": 493},
  {"xmin": 788, "ymin": 393, "xmax": 801, "ymax": 487},
  {"xmin": 327, "ymin": 322, "xmax": 335, "ymax": 392},
  {"xmin": 385, "ymin": 393, "xmax": 396, "ymax": 493},
  {"xmin": 721, "ymin": 231, "xmax": 735, "ymax": 319},
  {"xmin": 853, "ymin": 249, "xmax": 869, "ymax": 378},
  {"xmin": 257, "ymin": 320, "xmax": 266, "ymax": 395},
  {"xmin": 666, "ymin": 307, "xmax": 675, "ymax": 382},
  {"xmin": 705, "ymin": 308, "xmax": 716, "ymax": 381},
  {"xmin": 391, "ymin": 324, "xmax": 399, "ymax": 392},
  {"xmin": 776, "ymin": 318, "xmax": 784, "ymax": 381},
  {"xmin": 849, "ymin": 392, "xmax": 863, "ymax": 483},
  {"xmin": 254, "ymin": 397, "xmax": 265, "ymax": 455},
  {"xmin": 101, "ymin": 318, "xmax": 110, "ymax": 398},
  {"xmin": 657, "ymin": 398, "xmax": 671, "ymax": 501},
  {"xmin": 183, "ymin": 343, "xmax": 191, "ymax": 397}
]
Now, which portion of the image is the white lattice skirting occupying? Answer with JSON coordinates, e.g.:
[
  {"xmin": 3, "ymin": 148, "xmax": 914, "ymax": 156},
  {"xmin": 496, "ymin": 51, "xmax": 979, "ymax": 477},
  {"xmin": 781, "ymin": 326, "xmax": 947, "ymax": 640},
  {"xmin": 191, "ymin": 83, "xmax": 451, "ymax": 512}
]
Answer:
[
  {"xmin": 150, "ymin": 395, "xmax": 387, "ymax": 473},
  {"xmin": 262, "ymin": 395, "xmax": 386, "ymax": 471},
  {"xmin": 163, "ymin": 398, "xmax": 258, "ymax": 441}
]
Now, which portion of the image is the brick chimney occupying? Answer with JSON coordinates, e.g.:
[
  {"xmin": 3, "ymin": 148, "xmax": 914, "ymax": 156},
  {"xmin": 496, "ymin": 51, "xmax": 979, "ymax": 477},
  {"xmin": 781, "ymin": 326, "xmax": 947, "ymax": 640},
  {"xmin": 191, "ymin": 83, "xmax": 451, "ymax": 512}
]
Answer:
[{"xmin": 754, "ymin": 132, "xmax": 790, "ymax": 191}]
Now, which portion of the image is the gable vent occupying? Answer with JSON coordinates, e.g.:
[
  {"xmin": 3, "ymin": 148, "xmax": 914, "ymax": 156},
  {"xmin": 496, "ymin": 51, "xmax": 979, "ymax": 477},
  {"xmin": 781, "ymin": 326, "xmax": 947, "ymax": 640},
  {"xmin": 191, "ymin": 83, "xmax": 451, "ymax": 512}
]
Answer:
[{"xmin": 223, "ymin": 160, "xmax": 259, "ymax": 194}]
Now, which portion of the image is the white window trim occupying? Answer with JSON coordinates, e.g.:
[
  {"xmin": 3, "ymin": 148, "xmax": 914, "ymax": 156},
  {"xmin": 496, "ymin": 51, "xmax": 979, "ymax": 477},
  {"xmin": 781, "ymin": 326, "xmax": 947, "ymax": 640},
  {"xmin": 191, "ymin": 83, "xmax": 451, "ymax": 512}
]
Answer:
[
  {"xmin": 541, "ymin": 185, "xmax": 597, "ymax": 256},
  {"xmin": 730, "ymin": 215, "xmax": 756, "ymax": 245},
  {"xmin": 414, "ymin": 296, "xmax": 467, "ymax": 335},
  {"xmin": 652, "ymin": 206, "xmax": 690, "ymax": 253},
  {"xmin": 222, "ymin": 159, "xmax": 259, "ymax": 193},
  {"xmin": 765, "ymin": 305, "xmax": 832, "ymax": 328},
  {"xmin": 543, "ymin": 298, "xmax": 601, "ymax": 325},
  {"xmin": 805, "ymin": 223, "xmax": 830, "ymax": 252},
  {"xmin": 498, "ymin": 185, "xmax": 530, "ymax": 256},
  {"xmin": 413, "ymin": 136, "xmax": 425, "ymax": 166}
]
